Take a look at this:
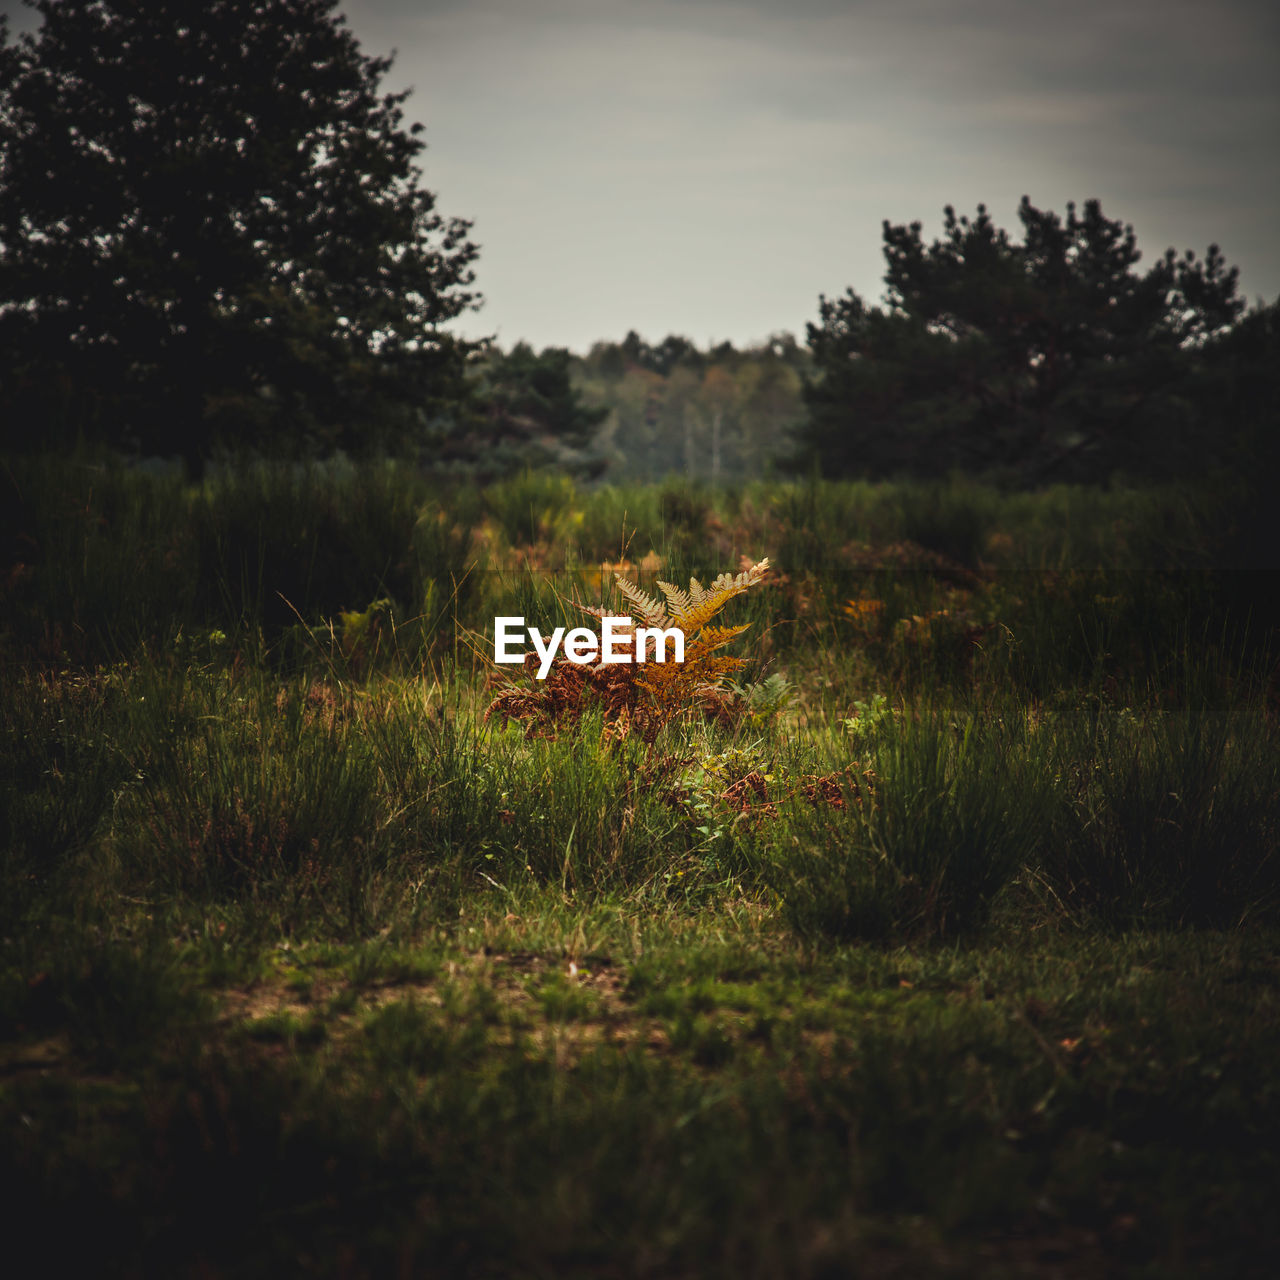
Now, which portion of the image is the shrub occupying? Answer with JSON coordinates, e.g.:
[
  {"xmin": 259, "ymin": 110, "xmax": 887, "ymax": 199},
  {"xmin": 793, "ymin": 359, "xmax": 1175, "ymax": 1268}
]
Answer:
[
  {"xmin": 1042, "ymin": 701, "xmax": 1280, "ymax": 927},
  {"xmin": 772, "ymin": 711, "xmax": 1052, "ymax": 942}
]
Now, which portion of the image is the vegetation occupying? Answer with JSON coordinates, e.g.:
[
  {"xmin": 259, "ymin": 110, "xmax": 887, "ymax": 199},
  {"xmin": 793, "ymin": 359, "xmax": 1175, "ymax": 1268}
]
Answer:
[
  {"xmin": 487, "ymin": 558, "xmax": 772, "ymax": 743},
  {"xmin": 4, "ymin": 7, "xmax": 1279, "ymax": 1276},
  {"xmin": 573, "ymin": 331, "xmax": 810, "ymax": 484},
  {"xmin": 460, "ymin": 342, "xmax": 611, "ymax": 478},
  {"xmin": 792, "ymin": 198, "xmax": 1274, "ymax": 484},
  {"xmin": 0, "ymin": 0, "xmax": 479, "ymax": 473},
  {"xmin": 4, "ymin": 2, "xmax": 1275, "ymax": 491},
  {"xmin": 2, "ymin": 455, "xmax": 1278, "ymax": 1276}
]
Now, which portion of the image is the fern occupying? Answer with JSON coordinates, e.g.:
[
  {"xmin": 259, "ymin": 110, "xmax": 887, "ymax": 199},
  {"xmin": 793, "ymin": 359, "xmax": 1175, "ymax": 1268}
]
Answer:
[
  {"xmin": 613, "ymin": 576, "xmax": 668, "ymax": 629},
  {"xmin": 656, "ymin": 579, "xmax": 695, "ymax": 617},
  {"xmin": 632, "ymin": 559, "xmax": 769, "ymax": 631},
  {"xmin": 486, "ymin": 559, "xmax": 770, "ymax": 743},
  {"xmin": 611, "ymin": 559, "xmax": 768, "ymax": 733}
]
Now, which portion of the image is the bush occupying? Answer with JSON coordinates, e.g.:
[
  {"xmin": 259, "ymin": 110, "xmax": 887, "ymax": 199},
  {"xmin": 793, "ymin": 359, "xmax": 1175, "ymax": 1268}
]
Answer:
[
  {"xmin": 1042, "ymin": 700, "xmax": 1280, "ymax": 928},
  {"xmin": 771, "ymin": 710, "xmax": 1051, "ymax": 942}
]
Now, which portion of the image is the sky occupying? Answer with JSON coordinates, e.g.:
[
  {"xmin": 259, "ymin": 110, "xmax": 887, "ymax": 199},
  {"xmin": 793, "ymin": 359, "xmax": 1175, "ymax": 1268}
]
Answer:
[{"xmin": 6, "ymin": 0, "xmax": 1278, "ymax": 353}]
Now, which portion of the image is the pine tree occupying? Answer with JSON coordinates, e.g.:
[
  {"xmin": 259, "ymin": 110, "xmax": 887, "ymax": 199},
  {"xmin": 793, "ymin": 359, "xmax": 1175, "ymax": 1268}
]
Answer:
[{"xmin": 794, "ymin": 197, "xmax": 1244, "ymax": 482}]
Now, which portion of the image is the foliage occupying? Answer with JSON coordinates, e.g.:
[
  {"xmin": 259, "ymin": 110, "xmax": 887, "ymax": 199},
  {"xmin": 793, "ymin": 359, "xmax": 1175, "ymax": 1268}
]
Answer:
[
  {"xmin": 773, "ymin": 710, "xmax": 1053, "ymax": 942},
  {"xmin": 0, "ymin": 0, "xmax": 479, "ymax": 472},
  {"xmin": 6, "ymin": 454, "xmax": 1276, "ymax": 679},
  {"xmin": 1040, "ymin": 700, "xmax": 1280, "ymax": 928},
  {"xmin": 669, "ymin": 743, "xmax": 873, "ymax": 844},
  {"xmin": 840, "ymin": 692, "xmax": 897, "ymax": 750},
  {"xmin": 485, "ymin": 559, "xmax": 772, "ymax": 742},
  {"xmin": 1187, "ymin": 294, "xmax": 1280, "ymax": 574},
  {"xmin": 725, "ymin": 671, "xmax": 795, "ymax": 727},
  {"xmin": 575, "ymin": 332, "xmax": 809, "ymax": 482},
  {"xmin": 444, "ymin": 343, "xmax": 609, "ymax": 478},
  {"xmin": 794, "ymin": 197, "xmax": 1250, "ymax": 482},
  {"xmin": 3, "ymin": 466, "xmax": 1280, "ymax": 1275}
]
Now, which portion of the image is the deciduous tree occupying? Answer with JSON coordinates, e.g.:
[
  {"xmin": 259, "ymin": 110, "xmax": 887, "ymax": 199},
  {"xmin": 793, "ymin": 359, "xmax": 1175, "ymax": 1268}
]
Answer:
[{"xmin": 0, "ymin": 0, "xmax": 480, "ymax": 474}]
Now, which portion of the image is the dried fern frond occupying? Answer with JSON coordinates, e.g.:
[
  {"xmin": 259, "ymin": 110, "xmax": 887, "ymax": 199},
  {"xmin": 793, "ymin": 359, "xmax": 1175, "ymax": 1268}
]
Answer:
[
  {"xmin": 656, "ymin": 579, "xmax": 695, "ymax": 617},
  {"xmin": 487, "ymin": 558, "xmax": 772, "ymax": 743},
  {"xmin": 614, "ymin": 576, "xmax": 668, "ymax": 629},
  {"xmin": 613, "ymin": 558, "xmax": 770, "ymax": 632}
]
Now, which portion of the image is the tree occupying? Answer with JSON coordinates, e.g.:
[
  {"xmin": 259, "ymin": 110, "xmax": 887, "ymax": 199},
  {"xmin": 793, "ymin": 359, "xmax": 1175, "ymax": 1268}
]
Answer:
[
  {"xmin": 735, "ymin": 340, "xmax": 806, "ymax": 476},
  {"xmin": 617, "ymin": 331, "xmax": 704, "ymax": 378},
  {"xmin": 1190, "ymin": 295, "xmax": 1280, "ymax": 568},
  {"xmin": 449, "ymin": 342, "xmax": 607, "ymax": 478},
  {"xmin": 575, "ymin": 334, "xmax": 808, "ymax": 482},
  {"xmin": 792, "ymin": 197, "xmax": 1245, "ymax": 482},
  {"xmin": 0, "ymin": 0, "xmax": 480, "ymax": 474}
]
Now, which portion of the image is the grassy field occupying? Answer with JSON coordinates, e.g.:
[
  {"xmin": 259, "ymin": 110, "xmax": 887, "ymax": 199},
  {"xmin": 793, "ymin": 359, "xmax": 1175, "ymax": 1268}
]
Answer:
[{"xmin": 2, "ymin": 455, "xmax": 1279, "ymax": 1277}]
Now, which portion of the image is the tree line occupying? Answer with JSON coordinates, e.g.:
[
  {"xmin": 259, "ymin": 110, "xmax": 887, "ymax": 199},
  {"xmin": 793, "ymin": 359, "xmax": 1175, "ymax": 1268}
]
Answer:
[{"xmin": 2, "ymin": 0, "xmax": 1275, "ymax": 487}]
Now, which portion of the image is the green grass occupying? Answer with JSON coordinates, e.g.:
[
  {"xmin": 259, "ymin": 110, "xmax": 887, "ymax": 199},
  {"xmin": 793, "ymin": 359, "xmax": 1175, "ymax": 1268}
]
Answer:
[
  {"xmin": 4, "ymin": 909, "xmax": 1278, "ymax": 1276},
  {"xmin": 770, "ymin": 702, "xmax": 1058, "ymax": 942},
  {"xmin": 2, "ymin": 452, "xmax": 1279, "ymax": 1275}
]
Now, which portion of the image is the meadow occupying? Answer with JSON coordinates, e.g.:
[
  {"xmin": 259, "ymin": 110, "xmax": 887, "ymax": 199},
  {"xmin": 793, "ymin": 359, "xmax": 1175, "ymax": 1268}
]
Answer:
[{"xmin": 2, "ymin": 454, "xmax": 1278, "ymax": 1277}]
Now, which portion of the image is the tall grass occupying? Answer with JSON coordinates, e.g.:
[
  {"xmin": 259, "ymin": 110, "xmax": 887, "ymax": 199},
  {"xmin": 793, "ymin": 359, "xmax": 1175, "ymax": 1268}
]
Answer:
[
  {"xmin": 0, "ymin": 671, "xmax": 133, "ymax": 931},
  {"xmin": 4, "ymin": 450, "xmax": 1277, "ymax": 952},
  {"xmin": 4, "ymin": 452, "xmax": 1268, "ymax": 685},
  {"xmin": 3, "ymin": 452, "xmax": 1280, "ymax": 1276},
  {"xmin": 770, "ymin": 704, "xmax": 1054, "ymax": 942},
  {"xmin": 1040, "ymin": 697, "xmax": 1280, "ymax": 928}
]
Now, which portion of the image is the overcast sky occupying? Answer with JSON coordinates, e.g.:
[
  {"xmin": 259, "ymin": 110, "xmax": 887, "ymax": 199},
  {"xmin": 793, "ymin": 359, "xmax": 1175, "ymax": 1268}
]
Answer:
[{"xmin": 7, "ymin": 0, "xmax": 1278, "ymax": 352}]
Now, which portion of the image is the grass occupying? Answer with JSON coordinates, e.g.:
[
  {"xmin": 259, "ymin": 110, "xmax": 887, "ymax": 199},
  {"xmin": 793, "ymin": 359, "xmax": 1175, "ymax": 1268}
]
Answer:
[
  {"xmin": 2, "ymin": 452, "xmax": 1279, "ymax": 1275},
  {"xmin": 4, "ymin": 906, "xmax": 1278, "ymax": 1276},
  {"xmin": 771, "ymin": 702, "xmax": 1058, "ymax": 942}
]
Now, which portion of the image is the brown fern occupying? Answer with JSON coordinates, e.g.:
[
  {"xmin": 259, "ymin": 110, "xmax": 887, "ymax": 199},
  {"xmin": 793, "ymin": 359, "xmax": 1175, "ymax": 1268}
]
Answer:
[{"xmin": 485, "ymin": 559, "xmax": 770, "ymax": 742}]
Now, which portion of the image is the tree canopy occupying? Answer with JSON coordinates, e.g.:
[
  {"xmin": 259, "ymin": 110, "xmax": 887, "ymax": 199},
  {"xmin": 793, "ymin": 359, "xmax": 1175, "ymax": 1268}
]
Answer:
[
  {"xmin": 575, "ymin": 333, "xmax": 809, "ymax": 483},
  {"xmin": 0, "ymin": 0, "xmax": 480, "ymax": 472},
  {"xmin": 435, "ymin": 342, "xmax": 610, "ymax": 479},
  {"xmin": 793, "ymin": 197, "xmax": 1248, "ymax": 482}
]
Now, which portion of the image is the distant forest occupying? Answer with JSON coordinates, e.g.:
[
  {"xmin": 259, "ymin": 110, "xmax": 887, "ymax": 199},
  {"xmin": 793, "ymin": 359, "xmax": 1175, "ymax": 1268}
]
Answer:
[{"xmin": 504, "ymin": 332, "xmax": 811, "ymax": 485}]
